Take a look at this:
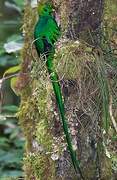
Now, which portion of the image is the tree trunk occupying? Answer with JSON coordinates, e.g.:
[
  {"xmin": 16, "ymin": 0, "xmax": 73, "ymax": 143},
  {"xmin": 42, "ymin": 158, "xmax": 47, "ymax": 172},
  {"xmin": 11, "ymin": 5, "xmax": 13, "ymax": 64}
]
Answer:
[
  {"xmin": 18, "ymin": 0, "xmax": 115, "ymax": 179},
  {"xmin": 67, "ymin": 0, "xmax": 104, "ymax": 44}
]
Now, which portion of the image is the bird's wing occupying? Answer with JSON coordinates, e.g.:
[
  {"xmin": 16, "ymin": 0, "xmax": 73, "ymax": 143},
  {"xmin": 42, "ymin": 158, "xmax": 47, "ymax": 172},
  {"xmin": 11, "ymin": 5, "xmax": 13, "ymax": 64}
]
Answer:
[{"xmin": 41, "ymin": 17, "xmax": 61, "ymax": 46}]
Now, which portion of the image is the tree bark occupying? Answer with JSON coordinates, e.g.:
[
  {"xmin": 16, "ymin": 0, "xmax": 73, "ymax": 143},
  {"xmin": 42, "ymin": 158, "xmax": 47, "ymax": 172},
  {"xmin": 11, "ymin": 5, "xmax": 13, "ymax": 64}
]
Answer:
[
  {"xmin": 55, "ymin": 0, "xmax": 104, "ymax": 45},
  {"xmin": 67, "ymin": 0, "xmax": 104, "ymax": 41},
  {"xmin": 18, "ymin": 0, "xmax": 115, "ymax": 179}
]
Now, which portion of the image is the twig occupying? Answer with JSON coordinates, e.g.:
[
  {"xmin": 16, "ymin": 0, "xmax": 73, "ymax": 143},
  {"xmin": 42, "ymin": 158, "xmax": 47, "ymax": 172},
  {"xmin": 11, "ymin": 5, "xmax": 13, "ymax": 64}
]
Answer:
[
  {"xmin": 109, "ymin": 95, "xmax": 117, "ymax": 134},
  {"xmin": 2, "ymin": 73, "xmax": 20, "ymax": 82}
]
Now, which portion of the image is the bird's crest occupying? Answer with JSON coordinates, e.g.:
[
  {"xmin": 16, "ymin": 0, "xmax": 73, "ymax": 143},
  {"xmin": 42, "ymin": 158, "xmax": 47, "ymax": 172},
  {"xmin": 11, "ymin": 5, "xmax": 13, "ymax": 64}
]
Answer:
[{"xmin": 37, "ymin": 1, "xmax": 53, "ymax": 16}]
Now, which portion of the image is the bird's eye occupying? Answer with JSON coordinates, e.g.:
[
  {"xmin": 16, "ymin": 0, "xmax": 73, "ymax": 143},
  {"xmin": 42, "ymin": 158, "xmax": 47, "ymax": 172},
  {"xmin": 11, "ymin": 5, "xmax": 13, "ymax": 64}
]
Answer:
[{"xmin": 44, "ymin": 9, "xmax": 47, "ymax": 12}]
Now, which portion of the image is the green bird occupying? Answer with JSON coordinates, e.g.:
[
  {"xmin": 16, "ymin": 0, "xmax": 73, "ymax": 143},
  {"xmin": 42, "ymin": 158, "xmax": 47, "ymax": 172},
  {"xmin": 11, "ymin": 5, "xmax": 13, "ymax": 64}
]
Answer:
[{"xmin": 34, "ymin": 2, "xmax": 84, "ymax": 179}]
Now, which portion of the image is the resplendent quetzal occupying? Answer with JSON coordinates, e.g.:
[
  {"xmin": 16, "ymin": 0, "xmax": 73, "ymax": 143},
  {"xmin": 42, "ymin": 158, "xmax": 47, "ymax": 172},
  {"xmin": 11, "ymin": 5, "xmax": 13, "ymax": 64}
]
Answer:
[{"xmin": 34, "ymin": 2, "xmax": 84, "ymax": 179}]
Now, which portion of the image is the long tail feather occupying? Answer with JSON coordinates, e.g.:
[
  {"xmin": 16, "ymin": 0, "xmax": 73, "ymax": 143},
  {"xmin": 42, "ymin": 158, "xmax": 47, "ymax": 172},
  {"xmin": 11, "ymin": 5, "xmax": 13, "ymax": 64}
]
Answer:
[{"xmin": 46, "ymin": 57, "xmax": 85, "ymax": 180}]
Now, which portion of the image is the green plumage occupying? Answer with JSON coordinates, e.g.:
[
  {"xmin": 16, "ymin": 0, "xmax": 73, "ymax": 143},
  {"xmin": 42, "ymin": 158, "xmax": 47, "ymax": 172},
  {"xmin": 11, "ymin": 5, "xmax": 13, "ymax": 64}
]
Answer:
[{"xmin": 34, "ymin": 2, "xmax": 84, "ymax": 179}]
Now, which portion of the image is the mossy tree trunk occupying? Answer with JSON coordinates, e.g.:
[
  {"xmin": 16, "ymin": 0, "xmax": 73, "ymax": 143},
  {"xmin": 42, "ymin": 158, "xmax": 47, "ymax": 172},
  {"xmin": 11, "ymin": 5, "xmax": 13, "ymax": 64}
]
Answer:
[{"xmin": 18, "ymin": 0, "xmax": 116, "ymax": 179}]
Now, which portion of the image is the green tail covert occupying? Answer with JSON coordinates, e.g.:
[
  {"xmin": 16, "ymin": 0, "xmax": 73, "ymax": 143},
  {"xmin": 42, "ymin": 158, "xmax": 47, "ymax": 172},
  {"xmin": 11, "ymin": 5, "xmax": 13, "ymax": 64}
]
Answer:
[{"xmin": 34, "ymin": 2, "xmax": 84, "ymax": 179}]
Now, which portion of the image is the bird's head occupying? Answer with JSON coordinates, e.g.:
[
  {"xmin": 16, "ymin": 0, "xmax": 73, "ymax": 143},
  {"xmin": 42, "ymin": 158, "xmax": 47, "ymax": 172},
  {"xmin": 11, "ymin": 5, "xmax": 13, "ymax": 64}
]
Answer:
[{"xmin": 37, "ymin": 1, "xmax": 53, "ymax": 16}]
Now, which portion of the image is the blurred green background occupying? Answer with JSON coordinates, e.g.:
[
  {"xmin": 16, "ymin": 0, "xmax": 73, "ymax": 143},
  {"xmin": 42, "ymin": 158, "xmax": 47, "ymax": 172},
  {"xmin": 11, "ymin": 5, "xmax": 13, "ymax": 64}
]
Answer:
[{"xmin": 0, "ymin": 0, "xmax": 24, "ymax": 178}]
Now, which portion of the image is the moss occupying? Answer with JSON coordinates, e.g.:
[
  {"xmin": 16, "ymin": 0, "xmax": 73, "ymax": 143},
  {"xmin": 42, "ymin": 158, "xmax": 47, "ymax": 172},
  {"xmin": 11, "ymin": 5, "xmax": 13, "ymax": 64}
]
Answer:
[
  {"xmin": 101, "ymin": 156, "xmax": 112, "ymax": 180},
  {"xmin": 24, "ymin": 153, "xmax": 55, "ymax": 180},
  {"xmin": 18, "ymin": 1, "xmax": 117, "ymax": 179},
  {"xmin": 18, "ymin": 67, "xmax": 57, "ymax": 179},
  {"xmin": 18, "ymin": 3, "xmax": 64, "ymax": 176},
  {"xmin": 54, "ymin": 40, "xmax": 94, "ymax": 80},
  {"xmin": 18, "ymin": 4, "xmax": 57, "ymax": 179}
]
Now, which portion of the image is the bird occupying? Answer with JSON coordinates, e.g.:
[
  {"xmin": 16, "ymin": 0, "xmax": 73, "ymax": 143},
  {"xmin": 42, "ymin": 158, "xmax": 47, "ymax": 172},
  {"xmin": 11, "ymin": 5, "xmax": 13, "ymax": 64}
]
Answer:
[{"xmin": 34, "ymin": 1, "xmax": 84, "ymax": 179}]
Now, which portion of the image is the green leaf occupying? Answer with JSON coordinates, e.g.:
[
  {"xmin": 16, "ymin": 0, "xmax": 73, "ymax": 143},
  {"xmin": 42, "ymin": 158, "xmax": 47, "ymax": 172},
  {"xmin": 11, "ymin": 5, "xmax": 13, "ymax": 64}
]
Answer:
[
  {"xmin": 0, "ymin": 116, "xmax": 16, "ymax": 126},
  {"xmin": 10, "ymin": 76, "xmax": 19, "ymax": 95},
  {"xmin": 6, "ymin": 35, "xmax": 23, "ymax": 43},
  {"xmin": 3, "ymin": 65, "xmax": 21, "ymax": 77},
  {"xmin": 0, "ymin": 138, "xmax": 10, "ymax": 149},
  {"xmin": 0, "ymin": 137, "xmax": 8, "ymax": 143},
  {"xmin": 4, "ymin": 34, "xmax": 23, "ymax": 53},
  {"xmin": 0, "ymin": 150, "xmax": 7, "ymax": 159},
  {"xmin": 13, "ymin": 0, "xmax": 24, "ymax": 10},
  {"xmin": 14, "ymin": 139, "xmax": 25, "ymax": 148},
  {"xmin": 0, "ymin": 170, "xmax": 22, "ymax": 177},
  {"xmin": 0, "ymin": 150, "xmax": 23, "ymax": 164},
  {"xmin": 4, "ymin": 127, "xmax": 16, "ymax": 135},
  {"xmin": 0, "ymin": 54, "xmax": 19, "ymax": 68},
  {"xmin": 0, "ymin": 46, "xmax": 5, "ymax": 56},
  {"xmin": 4, "ymin": 41, "xmax": 23, "ymax": 53},
  {"xmin": 1, "ymin": 105, "xmax": 19, "ymax": 113},
  {"xmin": 9, "ymin": 128, "xmax": 20, "ymax": 140}
]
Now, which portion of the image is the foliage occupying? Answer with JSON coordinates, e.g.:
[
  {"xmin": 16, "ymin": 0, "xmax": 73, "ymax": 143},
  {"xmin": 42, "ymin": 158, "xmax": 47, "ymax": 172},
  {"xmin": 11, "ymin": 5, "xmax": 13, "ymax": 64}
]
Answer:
[
  {"xmin": 0, "ymin": 0, "xmax": 24, "ymax": 178},
  {"xmin": 13, "ymin": 0, "xmax": 24, "ymax": 10},
  {"xmin": 4, "ymin": 34, "xmax": 23, "ymax": 54},
  {"xmin": 0, "ymin": 54, "xmax": 19, "ymax": 69},
  {"xmin": 0, "ymin": 115, "xmax": 25, "ymax": 178},
  {"xmin": 94, "ymin": 52, "xmax": 110, "ymax": 132},
  {"xmin": 1, "ymin": 105, "xmax": 19, "ymax": 114},
  {"xmin": 3, "ymin": 65, "xmax": 21, "ymax": 77}
]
